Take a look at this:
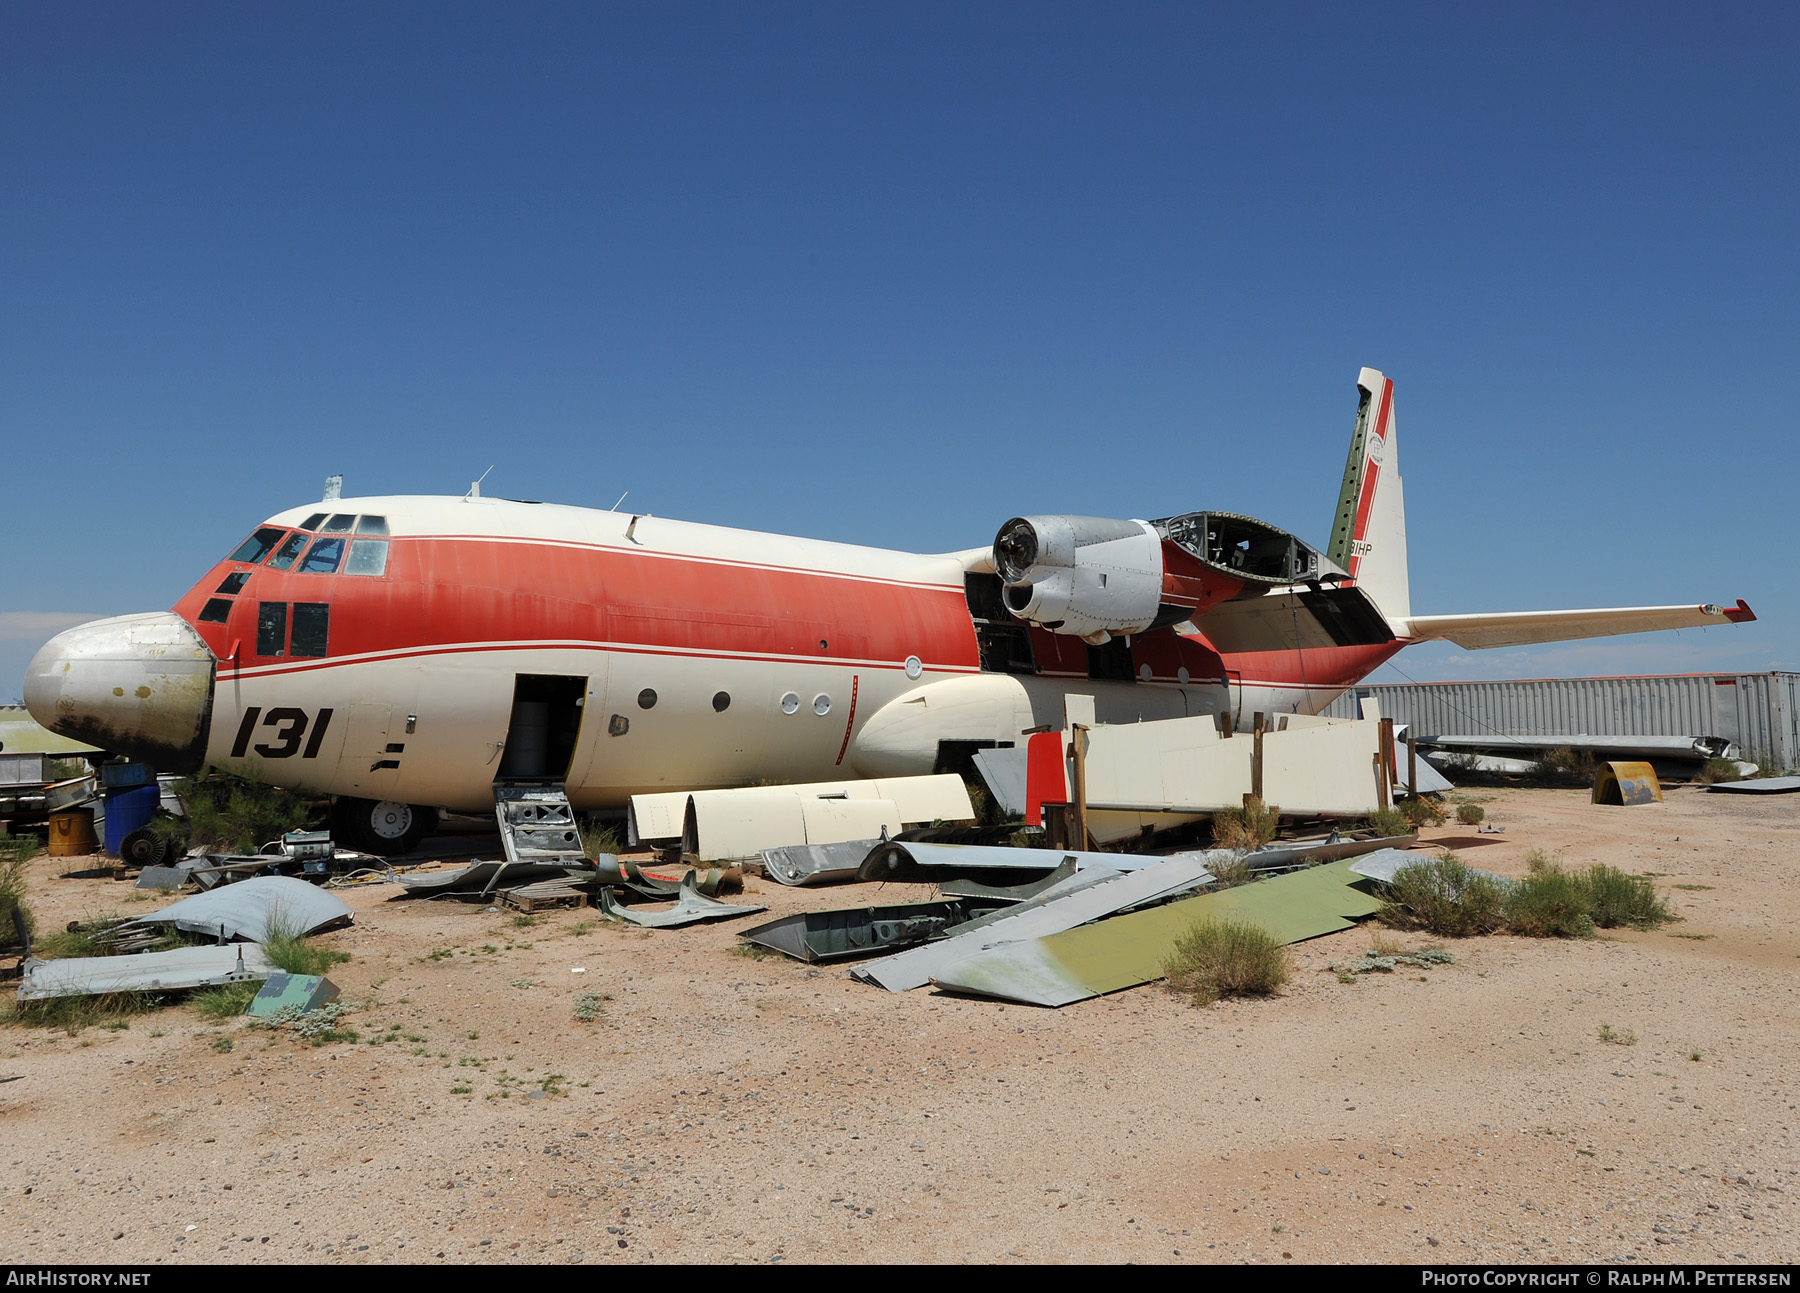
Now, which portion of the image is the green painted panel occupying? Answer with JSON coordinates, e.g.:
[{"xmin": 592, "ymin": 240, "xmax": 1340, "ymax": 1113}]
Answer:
[{"xmin": 943, "ymin": 859, "xmax": 1383, "ymax": 1005}]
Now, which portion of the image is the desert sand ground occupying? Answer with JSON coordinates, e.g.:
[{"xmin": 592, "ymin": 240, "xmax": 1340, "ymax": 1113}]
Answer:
[{"xmin": 1, "ymin": 784, "xmax": 1796, "ymax": 1265}]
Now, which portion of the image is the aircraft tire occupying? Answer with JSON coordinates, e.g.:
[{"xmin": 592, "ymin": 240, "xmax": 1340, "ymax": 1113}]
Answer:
[{"xmin": 332, "ymin": 796, "xmax": 439, "ymax": 856}]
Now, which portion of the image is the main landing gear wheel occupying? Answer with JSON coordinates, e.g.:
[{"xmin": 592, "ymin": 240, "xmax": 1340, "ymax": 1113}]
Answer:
[{"xmin": 331, "ymin": 797, "xmax": 439, "ymax": 856}]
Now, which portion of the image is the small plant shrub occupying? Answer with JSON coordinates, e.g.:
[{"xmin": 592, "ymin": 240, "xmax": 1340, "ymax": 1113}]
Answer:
[
  {"xmin": 1161, "ymin": 917, "xmax": 1289, "ymax": 1006},
  {"xmin": 1377, "ymin": 855, "xmax": 1506, "ymax": 937},
  {"xmin": 1695, "ymin": 758, "xmax": 1743, "ymax": 785},
  {"xmin": 582, "ymin": 820, "xmax": 623, "ymax": 859},
  {"xmin": 1206, "ymin": 853, "xmax": 1254, "ymax": 890},
  {"xmin": 1581, "ymin": 864, "xmax": 1673, "ymax": 930},
  {"xmin": 1399, "ymin": 797, "xmax": 1445, "ymax": 828},
  {"xmin": 1505, "ymin": 855, "xmax": 1596, "ymax": 938},
  {"xmin": 1455, "ymin": 803, "xmax": 1485, "ymax": 826},
  {"xmin": 191, "ymin": 981, "xmax": 259, "ymax": 1021},
  {"xmin": 175, "ymin": 767, "xmax": 320, "ymax": 854},
  {"xmin": 1364, "ymin": 806, "xmax": 1410, "ymax": 837},
  {"xmin": 1212, "ymin": 797, "xmax": 1280, "ymax": 851},
  {"xmin": 1534, "ymin": 746, "xmax": 1601, "ymax": 785}
]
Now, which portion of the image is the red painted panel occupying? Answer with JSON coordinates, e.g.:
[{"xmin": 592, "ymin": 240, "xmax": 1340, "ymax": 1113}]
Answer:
[
  {"xmin": 1024, "ymin": 731, "xmax": 1068, "ymax": 826},
  {"xmin": 174, "ymin": 537, "xmax": 983, "ymax": 678}
]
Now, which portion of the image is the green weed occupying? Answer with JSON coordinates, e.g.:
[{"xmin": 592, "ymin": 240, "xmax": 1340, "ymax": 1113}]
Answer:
[
  {"xmin": 172, "ymin": 766, "xmax": 320, "ymax": 854},
  {"xmin": 1160, "ymin": 917, "xmax": 1289, "ymax": 1006},
  {"xmin": 190, "ymin": 981, "xmax": 260, "ymax": 1021},
  {"xmin": 1505, "ymin": 857, "xmax": 1596, "ymax": 939},
  {"xmin": 1364, "ymin": 805, "xmax": 1410, "ymax": 838},
  {"xmin": 1377, "ymin": 855, "xmax": 1507, "ymax": 937},
  {"xmin": 1212, "ymin": 797, "xmax": 1280, "ymax": 850},
  {"xmin": 1455, "ymin": 803, "xmax": 1485, "ymax": 826}
]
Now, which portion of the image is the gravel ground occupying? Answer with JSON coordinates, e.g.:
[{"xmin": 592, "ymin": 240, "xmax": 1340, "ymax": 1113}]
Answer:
[{"xmin": 1, "ymin": 785, "xmax": 1795, "ymax": 1264}]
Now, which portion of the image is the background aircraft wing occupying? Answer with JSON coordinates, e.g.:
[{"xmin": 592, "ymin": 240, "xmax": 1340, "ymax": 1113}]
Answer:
[{"xmin": 1403, "ymin": 600, "xmax": 1755, "ymax": 650}]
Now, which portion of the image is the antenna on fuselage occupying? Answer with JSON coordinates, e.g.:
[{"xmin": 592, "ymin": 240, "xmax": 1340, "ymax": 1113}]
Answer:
[
  {"xmin": 610, "ymin": 491, "xmax": 629, "ymax": 511},
  {"xmin": 466, "ymin": 465, "xmax": 494, "ymax": 500}
]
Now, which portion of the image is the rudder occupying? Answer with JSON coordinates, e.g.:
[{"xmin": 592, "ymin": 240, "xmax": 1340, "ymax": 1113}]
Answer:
[{"xmin": 1325, "ymin": 367, "xmax": 1411, "ymax": 629}]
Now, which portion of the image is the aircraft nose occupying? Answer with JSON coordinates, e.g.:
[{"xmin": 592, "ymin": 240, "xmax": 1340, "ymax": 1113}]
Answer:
[{"xmin": 24, "ymin": 612, "xmax": 217, "ymax": 773}]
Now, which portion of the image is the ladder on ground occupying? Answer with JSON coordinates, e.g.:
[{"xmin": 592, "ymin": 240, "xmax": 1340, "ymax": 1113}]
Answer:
[{"xmin": 492, "ymin": 782, "xmax": 590, "ymax": 874}]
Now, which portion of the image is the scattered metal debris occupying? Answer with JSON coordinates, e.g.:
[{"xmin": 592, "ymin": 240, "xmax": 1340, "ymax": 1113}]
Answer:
[
  {"xmin": 938, "ymin": 858, "xmax": 1082, "ymax": 904},
  {"xmin": 245, "ymin": 972, "xmax": 340, "ymax": 1016},
  {"xmin": 854, "ymin": 853, "xmax": 1215, "ymax": 994},
  {"xmin": 388, "ymin": 859, "xmax": 581, "ymax": 897},
  {"xmin": 857, "ymin": 841, "xmax": 1133, "ymax": 881},
  {"xmin": 760, "ymin": 839, "xmax": 884, "ymax": 887},
  {"xmin": 128, "ymin": 875, "xmax": 353, "ymax": 942},
  {"xmin": 595, "ymin": 873, "xmax": 766, "ymax": 929},
  {"xmin": 494, "ymin": 783, "xmax": 589, "ymax": 868},
  {"xmin": 18, "ymin": 943, "xmax": 274, "ymax": 1001},
  {"xmin": 1593, "ymin": 761, "xmax": 1663, "ymax": 806},
  {"xmin": 740, "ymin": 900, "xmax": 1004, "ymax": 963},
  {"xmin": 1706, "ymin": 775, "xmax": 1800, "ymax": 794},
  {"xmin": 926, "ymin": 858, "xmax": 1385, "ymax": 1007}
]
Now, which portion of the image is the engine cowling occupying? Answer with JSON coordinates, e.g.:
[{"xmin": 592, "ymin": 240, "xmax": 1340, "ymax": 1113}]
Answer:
[{"xmin": 992, "ymin": 515, "xmax": 1165, "ymax": 643}]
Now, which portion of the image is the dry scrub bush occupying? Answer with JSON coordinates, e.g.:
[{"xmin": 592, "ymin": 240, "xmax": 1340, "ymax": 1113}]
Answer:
[
  {"xmin": 1377, "ymin": 854, "xmax": 1506, "ymax": 937},
  {"xmin": 1161, "ymin": 917, "xmax": 1289, "ymax": 1006},
  {"xmin": 1211, "ymin": 797, "xmax": 1279, "ymax": 850}
]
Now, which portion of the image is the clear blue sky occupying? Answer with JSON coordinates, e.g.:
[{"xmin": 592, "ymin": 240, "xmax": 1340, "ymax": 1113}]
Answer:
[{"xmin": 3, "ymin": 2, "xmax": 1794, "ymax": 701}]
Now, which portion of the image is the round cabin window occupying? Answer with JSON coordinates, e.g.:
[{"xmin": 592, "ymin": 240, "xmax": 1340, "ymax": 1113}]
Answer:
[
  {"xmin": 712, "ymin": 691, "xmax": 730, "ymax": 712},
  {"xmin": 637, "ymin": 688, "xmax": 657, "ymax": 710}
]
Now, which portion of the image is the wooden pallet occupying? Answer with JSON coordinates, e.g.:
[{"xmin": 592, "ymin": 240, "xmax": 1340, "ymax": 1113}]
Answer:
[{"xmin": 499, "ymin": 876, "xmax": 593, "ymax": 913}]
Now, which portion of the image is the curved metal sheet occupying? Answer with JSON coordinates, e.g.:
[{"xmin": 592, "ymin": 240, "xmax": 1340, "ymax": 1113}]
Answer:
[{"xmin": 128, "ymin": 875, "xmax": 353, "ymax": 942}]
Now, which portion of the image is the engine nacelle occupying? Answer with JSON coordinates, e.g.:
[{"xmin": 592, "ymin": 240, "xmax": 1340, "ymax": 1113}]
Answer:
[{"xmin": 992, "ymin": 515, "xmax": 1165, "ymax": 643}]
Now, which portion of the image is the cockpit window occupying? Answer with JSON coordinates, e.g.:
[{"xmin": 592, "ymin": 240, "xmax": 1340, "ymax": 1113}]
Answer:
[
  {"xmin": 298, "ymin": 537, "xmax": 345, "ymax": 574},
  {"xmin": 216, "ymin": 572, "xmax": 249, "ymax": 595},
  {"xmin": 344, "ymin": 539, "xmax": 389, "ymax": 576},
  {"xmin": 299, "ymin": 513, "xmax": 328, "ymax": 531},
  {"xmin": 355, "ymin": 515, "xmax": 388, "ymax": 535},
  {"xmin": 266, "ymin": 532, "xmax": 309, "ymax": 570},
  {"xmin": 229, "ymin": 527, "xmax": 286, "ymax": 564},
  {"xmin": 320, "ymin": 514, "xmax": 355, "ymax": 533}
]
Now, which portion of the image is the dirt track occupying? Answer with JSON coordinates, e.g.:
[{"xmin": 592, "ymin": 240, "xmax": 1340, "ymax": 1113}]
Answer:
[{"xmin": 2, "ymin": 785, "xmax": 1796, "ymax": 1264}]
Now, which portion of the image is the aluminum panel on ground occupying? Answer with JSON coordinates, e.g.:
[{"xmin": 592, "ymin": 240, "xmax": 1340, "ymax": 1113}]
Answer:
[
  {"xmin": 853, "ymin": 853, "xmax": 1214, "ymax": 994},
  {"xmin": 129, "ymin": 876, "xmax": 353, "ymax": 942},
  {"xmin": 928, "ymin": 858, "xmax": 1383, "ymax": 1006},
  {"xmin": 19, "ymin": 943, "xmax": 274, "ymax": 1000}
]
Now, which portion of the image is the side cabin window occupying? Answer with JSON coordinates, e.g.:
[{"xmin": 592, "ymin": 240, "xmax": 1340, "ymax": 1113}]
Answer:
[
  {"xmin": 256, "ymin": 601, "xmax": 330, "ymax": 657},
  {"xmin": 291, "ymin": 603, "xmax": 330, "ymax": 658},
  {"xmin": 256, "ymin": 602, "xmax": 288, "ymax": 657}
]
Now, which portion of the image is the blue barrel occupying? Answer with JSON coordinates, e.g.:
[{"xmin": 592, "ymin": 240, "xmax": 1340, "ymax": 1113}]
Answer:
[{"xmin": 104, "ymin": 784, "xmax": 161, "ymax": 855}]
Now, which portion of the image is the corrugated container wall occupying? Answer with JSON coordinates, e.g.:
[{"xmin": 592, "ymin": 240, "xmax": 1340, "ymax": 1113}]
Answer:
[{"xmin": 1324, "ymin": 673, "xmax": 1799, "ymax": 769}]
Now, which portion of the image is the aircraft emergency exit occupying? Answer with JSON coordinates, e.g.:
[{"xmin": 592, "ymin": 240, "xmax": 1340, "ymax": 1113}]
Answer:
[{"xmin": 24, "ymin": 368, "xmax": 1755, "ymax": 853}]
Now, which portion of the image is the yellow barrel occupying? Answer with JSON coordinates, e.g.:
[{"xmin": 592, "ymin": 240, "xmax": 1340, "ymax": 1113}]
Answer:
[{"xmin": 48, "ymin": 807, "xmax": 97, "ymax": 856}]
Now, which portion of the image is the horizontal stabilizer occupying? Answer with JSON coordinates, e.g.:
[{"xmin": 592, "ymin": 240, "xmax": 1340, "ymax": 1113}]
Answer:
[{"xmin": 1405, "ymin": 600, "xmax": 1754, "ymax": 650}]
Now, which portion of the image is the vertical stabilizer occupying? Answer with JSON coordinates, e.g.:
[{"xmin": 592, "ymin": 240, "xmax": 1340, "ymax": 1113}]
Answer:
[{"xmin": 1325, "ymin": 368, "xmax": 1411, "ymax": 629}]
